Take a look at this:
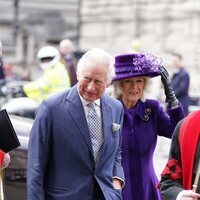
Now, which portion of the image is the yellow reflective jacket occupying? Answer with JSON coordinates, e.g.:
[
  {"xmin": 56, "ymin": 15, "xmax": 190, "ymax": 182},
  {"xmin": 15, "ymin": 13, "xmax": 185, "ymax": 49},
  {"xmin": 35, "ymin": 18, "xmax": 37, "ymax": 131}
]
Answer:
[{"xmin": 23, "ymin": 61, "xmax": 71, "ymax": 103}]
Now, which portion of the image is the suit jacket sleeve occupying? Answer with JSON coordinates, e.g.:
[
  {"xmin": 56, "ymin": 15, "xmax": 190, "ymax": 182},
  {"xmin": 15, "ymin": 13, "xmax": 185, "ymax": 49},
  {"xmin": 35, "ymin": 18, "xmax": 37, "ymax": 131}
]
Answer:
[
  {"xmin": 27, "ymin": 101, "xmax": 52, "ymax": 200},
  {"xmin": 112, "ymin": 101, "xmax": 125, "ymax": 182}
]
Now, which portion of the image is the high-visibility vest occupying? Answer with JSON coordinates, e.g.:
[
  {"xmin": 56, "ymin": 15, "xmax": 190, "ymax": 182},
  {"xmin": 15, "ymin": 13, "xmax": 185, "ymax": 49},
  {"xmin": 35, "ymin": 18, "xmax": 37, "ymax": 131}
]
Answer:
[{"xmin": 23, "ymin": 61, "xmax": 71, "ymax": 103}]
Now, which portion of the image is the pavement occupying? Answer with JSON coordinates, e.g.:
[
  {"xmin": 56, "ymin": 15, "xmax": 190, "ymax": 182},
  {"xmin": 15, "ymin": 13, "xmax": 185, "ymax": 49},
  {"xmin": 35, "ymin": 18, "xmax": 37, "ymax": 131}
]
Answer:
[{"xmin": 154, "ymin": 137, "xmax": 171, "ymax": 179}]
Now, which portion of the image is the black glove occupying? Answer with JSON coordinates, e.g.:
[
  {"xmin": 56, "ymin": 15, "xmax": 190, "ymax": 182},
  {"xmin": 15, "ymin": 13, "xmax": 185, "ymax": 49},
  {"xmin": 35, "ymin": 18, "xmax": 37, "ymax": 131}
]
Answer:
[{"xmin": 159, "ymin": 65, "xmax": 179, "ymax": 107}]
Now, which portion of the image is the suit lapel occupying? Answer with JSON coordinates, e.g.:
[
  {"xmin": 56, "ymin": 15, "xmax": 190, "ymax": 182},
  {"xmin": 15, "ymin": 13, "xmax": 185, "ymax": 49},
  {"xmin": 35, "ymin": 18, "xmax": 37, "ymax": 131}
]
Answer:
[
  {"xmin": 65, "ymin": 86, "xmax": 93, "ymax": 154},
  {"xmin": 66, "ymin": 88, "xmax": 114, "ymax": 164},
  {"xmin": 98, "ymin": 95, "xmax": 113, "ymax": 164}
]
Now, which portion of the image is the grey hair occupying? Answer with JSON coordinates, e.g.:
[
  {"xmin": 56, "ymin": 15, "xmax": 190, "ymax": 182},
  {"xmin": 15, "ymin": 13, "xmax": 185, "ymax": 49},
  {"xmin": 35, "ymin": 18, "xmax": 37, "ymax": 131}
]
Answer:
[
  {"xmin": 76, "ymin": 48, "xmax": 115, "ymax": 83},
  {"xmin": 112, "ymin": 77, "xmax": 152, "ymax": 102},
  {"xmin": 59, "ymin": 39, "xmax": 74, "ymax": 53}
]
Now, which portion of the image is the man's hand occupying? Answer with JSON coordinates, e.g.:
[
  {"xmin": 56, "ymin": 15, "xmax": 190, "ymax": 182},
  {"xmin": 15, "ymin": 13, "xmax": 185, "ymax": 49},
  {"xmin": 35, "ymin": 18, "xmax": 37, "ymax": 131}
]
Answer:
[{"xmin": 112, "ymin": 178, "xmax": 122, "ymax": 190}]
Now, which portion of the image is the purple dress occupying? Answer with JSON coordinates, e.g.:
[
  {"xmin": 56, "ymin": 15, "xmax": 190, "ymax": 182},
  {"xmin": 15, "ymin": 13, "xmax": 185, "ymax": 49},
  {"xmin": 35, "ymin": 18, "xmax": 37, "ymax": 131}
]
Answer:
[{"xmin": 121, "ymin": 99, "xmax": 184, "ymax": 200}]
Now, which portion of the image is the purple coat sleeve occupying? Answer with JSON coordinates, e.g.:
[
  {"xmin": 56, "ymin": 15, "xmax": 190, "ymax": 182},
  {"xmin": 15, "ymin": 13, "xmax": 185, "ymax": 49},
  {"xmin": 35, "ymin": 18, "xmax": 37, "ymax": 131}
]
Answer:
[{"xmin": 149, "ymin": 99, "xmax": 185, "ymax": 138}]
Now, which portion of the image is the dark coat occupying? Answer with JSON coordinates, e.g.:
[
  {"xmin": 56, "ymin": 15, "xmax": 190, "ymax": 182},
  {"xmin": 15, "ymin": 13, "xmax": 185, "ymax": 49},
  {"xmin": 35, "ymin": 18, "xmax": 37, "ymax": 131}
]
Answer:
[
  {"xmin": 171, "ymin": 68, "xmax": 190, "ymax": 115},
  {"xmin": 160, "ymin": 112, "xmax": 200, "ymax": 200}
]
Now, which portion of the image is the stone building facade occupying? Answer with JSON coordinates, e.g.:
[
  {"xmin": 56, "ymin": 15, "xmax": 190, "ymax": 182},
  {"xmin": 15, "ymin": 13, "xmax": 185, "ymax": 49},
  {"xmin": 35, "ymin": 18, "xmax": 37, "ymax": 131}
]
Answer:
[
  {"xmin": 0, "ymin": 0, "xmax": 200, "ymax": 94},
  {"xmin": 79, "ymin": 0, "xmax": 200, "ymax": 95},
  {"xmin": 0, "ymin": 0, "xmax": 80, "ymax": 79}
]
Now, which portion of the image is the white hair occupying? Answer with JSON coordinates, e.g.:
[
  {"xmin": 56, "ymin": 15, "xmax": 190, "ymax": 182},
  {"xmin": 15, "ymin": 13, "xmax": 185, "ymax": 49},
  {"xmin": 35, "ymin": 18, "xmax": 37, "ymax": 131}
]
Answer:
[{"xmin": 76, "ymin": 48, "xmax": 115, "ymax": 83}]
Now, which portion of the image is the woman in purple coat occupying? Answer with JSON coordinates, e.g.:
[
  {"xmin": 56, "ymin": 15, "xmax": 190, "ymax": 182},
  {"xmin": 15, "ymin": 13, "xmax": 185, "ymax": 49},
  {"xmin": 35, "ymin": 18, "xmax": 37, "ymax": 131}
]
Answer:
[{"xmin": 112, "ymin": 53, "xmax": 185, "ymax": 200}]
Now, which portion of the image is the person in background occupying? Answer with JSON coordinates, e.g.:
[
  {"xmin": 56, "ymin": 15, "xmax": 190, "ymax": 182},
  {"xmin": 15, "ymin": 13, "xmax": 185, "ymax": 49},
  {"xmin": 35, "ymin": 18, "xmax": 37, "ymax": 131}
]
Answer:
[
  {"xmin": 23, "ymin": 46, "xmax": 71, "ymax": 104},
  {"xmin": 27, "ymin": 48, "xmax": 125, "ymax": 200},
  {"xmin": 160, "ymin": 110, "xmax": 200, "ymax": 200},
  {"xmin": 59, "ymin": 39, "xmax": 77, "ymax": 86},
  {"xmin": 0, "ymin": 40, "xmax": 5, "ymax": 86},
  {"xmin": 112, "ymin": 52, "xmax": 185, "ymax": 200},
  {"xmin": 171, "ymin": 52, "xmax": 190, "ymax": 115}
]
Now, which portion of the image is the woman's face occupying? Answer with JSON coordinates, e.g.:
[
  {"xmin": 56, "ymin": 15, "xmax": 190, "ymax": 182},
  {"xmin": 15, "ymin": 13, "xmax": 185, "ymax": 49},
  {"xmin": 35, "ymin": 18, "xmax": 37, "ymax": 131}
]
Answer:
[{"xmin": 119, "ymin": 76, "xmax": 146, "ymax": 107}]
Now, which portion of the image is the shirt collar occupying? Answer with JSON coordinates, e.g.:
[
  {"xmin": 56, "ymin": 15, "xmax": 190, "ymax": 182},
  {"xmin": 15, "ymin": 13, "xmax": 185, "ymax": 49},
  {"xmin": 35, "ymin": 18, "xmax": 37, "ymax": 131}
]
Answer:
[{"xmin": 79, "ymin": 95, "xmax": 100, "ymax": 107}]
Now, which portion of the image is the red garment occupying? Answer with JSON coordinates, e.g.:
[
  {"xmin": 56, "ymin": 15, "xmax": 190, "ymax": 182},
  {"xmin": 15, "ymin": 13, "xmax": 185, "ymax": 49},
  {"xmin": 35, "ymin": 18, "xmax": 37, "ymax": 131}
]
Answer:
[
  {"xmin": 0, "ymin": 150, "xmax": 5, "ymax": 166},
  {"xmin": 161, "ymin": 159, "xmax": 182, "ymax": 180},
  {"xmin": 179, "ymin": 110, "xmax": 200, "ymax": 189}
]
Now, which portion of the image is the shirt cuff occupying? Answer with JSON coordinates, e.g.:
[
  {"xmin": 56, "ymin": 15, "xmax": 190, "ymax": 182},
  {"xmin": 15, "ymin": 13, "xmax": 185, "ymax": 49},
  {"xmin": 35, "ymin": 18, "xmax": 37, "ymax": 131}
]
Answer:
[{"xmin": 112, "ymin": 176, "xmax": 125, "ymax": 188}]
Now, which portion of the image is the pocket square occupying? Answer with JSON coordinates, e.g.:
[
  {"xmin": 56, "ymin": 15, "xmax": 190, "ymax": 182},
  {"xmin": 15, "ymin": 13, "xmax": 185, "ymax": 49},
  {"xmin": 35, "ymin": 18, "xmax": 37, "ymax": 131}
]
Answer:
[{"xmin": 112, "ymin": 123, "xmax": 121, "ymax": 132}]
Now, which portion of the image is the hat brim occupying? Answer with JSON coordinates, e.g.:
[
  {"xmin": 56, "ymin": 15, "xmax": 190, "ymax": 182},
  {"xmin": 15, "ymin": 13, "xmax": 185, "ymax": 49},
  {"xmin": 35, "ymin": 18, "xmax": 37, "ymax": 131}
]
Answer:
[{"xmin": 113, "ymin": 71, "xmax": 161, "ymax": 81}]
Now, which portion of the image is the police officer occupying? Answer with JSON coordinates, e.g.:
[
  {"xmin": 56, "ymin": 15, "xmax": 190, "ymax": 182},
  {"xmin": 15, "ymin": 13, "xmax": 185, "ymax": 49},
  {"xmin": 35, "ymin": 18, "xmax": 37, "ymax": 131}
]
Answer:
[{"xmin": 23, "ymin": 46, "xmax": 71, "ymax": 103}]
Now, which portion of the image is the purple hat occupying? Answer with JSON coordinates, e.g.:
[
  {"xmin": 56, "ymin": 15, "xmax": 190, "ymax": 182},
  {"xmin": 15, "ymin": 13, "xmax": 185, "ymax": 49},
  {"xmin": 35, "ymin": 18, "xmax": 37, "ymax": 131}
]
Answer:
[{"xmin": 113, "ymin": 53, "xmax": 162, "ymax": 81}]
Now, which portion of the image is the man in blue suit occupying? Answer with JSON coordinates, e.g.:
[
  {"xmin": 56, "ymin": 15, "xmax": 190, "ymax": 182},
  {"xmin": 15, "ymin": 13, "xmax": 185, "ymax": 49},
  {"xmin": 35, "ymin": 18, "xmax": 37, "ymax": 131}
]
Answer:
[{"xmin": 27, "ymin": 48, "xmax": 125, "ymax": 200}]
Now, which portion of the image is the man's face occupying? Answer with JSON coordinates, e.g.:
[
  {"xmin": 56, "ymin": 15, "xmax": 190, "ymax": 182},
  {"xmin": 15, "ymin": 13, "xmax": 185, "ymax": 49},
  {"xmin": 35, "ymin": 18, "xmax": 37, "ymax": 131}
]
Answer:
[{"xmin": 77, "ymin": 64, "xmax": 109, "ymax": 102}]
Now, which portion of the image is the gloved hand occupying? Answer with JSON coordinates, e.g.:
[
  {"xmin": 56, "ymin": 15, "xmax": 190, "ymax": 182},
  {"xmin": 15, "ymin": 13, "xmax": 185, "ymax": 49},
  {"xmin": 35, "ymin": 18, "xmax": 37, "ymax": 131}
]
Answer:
[{"xmin": 159, "ymin": 65, "xmax": 179, "ymax": 107}]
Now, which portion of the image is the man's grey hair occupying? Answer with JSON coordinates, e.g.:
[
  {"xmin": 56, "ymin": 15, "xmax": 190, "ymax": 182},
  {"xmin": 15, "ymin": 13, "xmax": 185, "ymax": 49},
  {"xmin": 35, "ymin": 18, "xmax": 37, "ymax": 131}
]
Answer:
[{"xmin": 76, "ymin": 48, "xmax": 115, "ymax": 83}]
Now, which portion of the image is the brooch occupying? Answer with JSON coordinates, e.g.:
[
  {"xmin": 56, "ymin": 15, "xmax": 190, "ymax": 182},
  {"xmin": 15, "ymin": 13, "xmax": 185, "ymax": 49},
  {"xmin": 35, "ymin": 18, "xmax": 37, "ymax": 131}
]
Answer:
[{"xmin": 143, "ymin": 108, "xmax": 151, "ymax": 122}]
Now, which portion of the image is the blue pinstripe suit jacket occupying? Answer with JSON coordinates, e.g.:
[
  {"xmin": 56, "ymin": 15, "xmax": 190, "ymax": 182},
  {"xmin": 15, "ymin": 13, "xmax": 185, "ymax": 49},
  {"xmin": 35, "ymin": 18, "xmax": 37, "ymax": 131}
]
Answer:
[{"xmin": 27, "ymin": 85, "xmax": 124, "ymax": 200}]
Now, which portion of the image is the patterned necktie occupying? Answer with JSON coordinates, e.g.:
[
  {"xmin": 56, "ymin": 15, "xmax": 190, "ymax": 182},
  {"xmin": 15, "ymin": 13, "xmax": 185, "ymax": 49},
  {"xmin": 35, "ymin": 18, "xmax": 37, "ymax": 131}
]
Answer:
[{"xmin": 87, "ymin": 102, "xmax": 102, "ymax": 161}]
